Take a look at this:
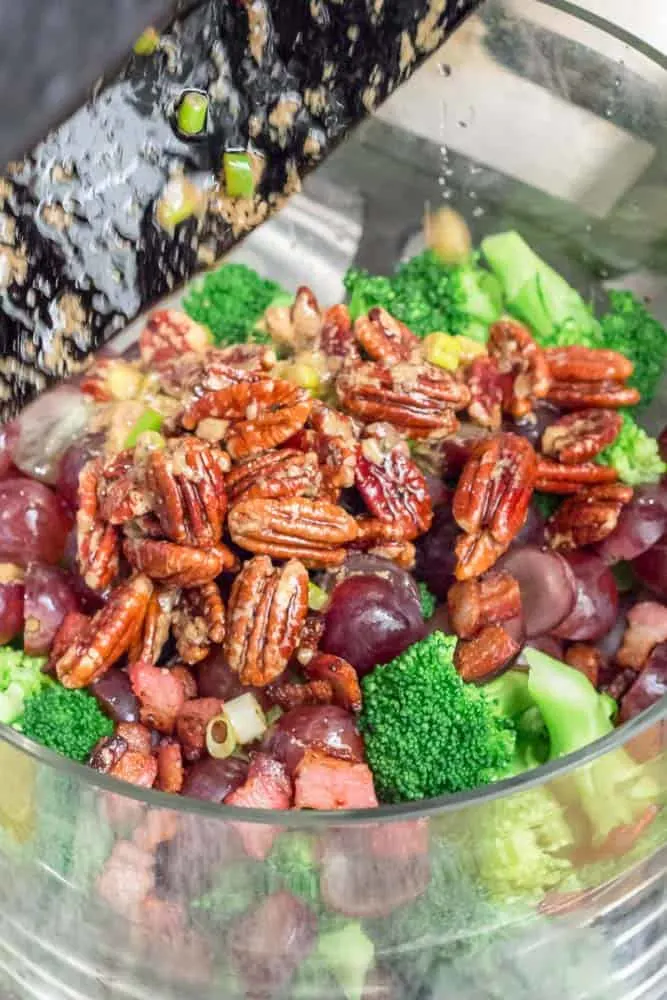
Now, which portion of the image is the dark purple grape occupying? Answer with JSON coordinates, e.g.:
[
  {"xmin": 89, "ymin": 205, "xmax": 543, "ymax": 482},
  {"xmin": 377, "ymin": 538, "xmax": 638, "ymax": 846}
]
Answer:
[
  {"xmin": 197, "ymin": 649, "xmax": 244, "ymax": 701},
  {"xmin": 619, "ymin": 642, "xmax": 667, "ymax": 722},
  {"xmin": 182, "ymin": 757, "xmax": 249, "ymax": 803},
  {"xmin": 508, "ymin": 402, "xmax": 560, "ymax": 448},
  {"xmin": 415, "ymin": 505, "xmax": 459, "ymax": 600},
  {"xmin": 552, "ymin": 551, "xmax": 619, "ymax": 642},
  {"xmin": 497, "ymin": 545, "xmax": 576, "ymax": 638},
  {"xmin": 90, "ymin": 668, "xmax": 140, "ymax": 724},
  {"xmin": 516, "ymin": 634, "xmax": 564, "ymax": 666},
  {"xmin": 512, "ymin": 505, "xmax": 545, "ymax": 548},
  {"xmin": 266, "ymin": 705, "xmax": 365, "ymax": 776},
  {"xmin": 596, "ymin": 485, "xmax": 667, "ymax": 565},
  {"xmin": 0, "ymin": 570, "xmax": 24, "ymax": 645},
  {"xmin": 632, "ymin": 532, "xmax": 667, "ymax": 601},
  {"xmin": 423, "ymin": 473, "xmax": 449, "ymax": 509},
  {"xmin": 56, "ymin": 433, "xmax": 105, "ymax": 510},
  {"xmin": 24, "ymin": 563, "xmax": 78, "ymax": 655},
  {"xmin": 13, "ymin": 385, "xmax": 92, "ymax": 484},
  {"xmin": 595, "ymin": 596, "xmax": 631, "ymax": 663},
  {"xmin": 321, "ymin": 553, "xmax": 421, "ymax": 608},
  {"xmin": 0, "ymin": 479, "xmax": 71, "ymax": 566},
  {"xmin": 321, "ymin": 574, "xmax": 423, "ymax": 676}
]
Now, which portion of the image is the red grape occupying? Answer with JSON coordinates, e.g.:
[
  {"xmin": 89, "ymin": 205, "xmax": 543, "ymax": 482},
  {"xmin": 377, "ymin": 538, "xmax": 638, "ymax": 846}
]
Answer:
[
  {"xmin": 90, "ymin": 668, "xmax": 140, "ymax": 724},
  {"xmin": 434, "ymin": 423, "xmax": 488, "ymax": 479},
  {"xmin": 56, "ymin": 433, "xmax": 105, "ymax": 510},
  {"xmin": 596, "ymin": 485, "xmax": 667, "ymax": 565},
  {"xmin": 632, "ymin": 532, "xmax": 667, "ymax": 601},
  {"xmin": 659, "ymin": 426, "xmax": 667, "ymax": 463},
  {"xmin": 0, "ymin": 565, "xmax": 24, "ymax": 644},
  {"xmin": 423, "ymin": 472, "xmax": 449, "ymax": 509},
  {"xmin": 497, "ymin": 545, "xmax": 576, "ymax": 637},
  {"xmin": 321, "ymin": 574, "xmax": 424, "ymax": 676},
  {"xmin": 552, "ymin": 551, "xmax": 619, "ymax": 642},
  {"xmin": 0, "ymin": 479, "xmax": 70, "ymax": 566},
  {"xmin": 511, "ymin": 505, "xmax": 545, "ymax": 548},
  {"xmin": 619, "ymin": 643, "xmax": 667, "ymax": 722},
  {"xmin": 415, "ymin": 505, "xmax": 459, "ymax": 600},
  {"xmin": 24, "ymin": 563, "xmax": 78, "ymax": 655},
  {"xmin": 13, "ymin": 385, "xmax": 93, "ymax": 484},
  {"xmin": 509, "ymin": 402, "xmax": 560, "ymax": 448},
  {"xmin": 517, "ymin": 634, "xmax": 564, "ymax": 666},
  {"xmin": 181, "ymin": 757, "xmax": 249, "ymax": 803},
  {"xmin": 265, "ymin": 705, "xmax": 365, "ymax": 776},
  {"xmin": 321, "ymin": 553, "xmax": 421, "ymax": 608},
  {"xmin": 0, "ymin": 421, "xmax": 19, "ymax": 479}
]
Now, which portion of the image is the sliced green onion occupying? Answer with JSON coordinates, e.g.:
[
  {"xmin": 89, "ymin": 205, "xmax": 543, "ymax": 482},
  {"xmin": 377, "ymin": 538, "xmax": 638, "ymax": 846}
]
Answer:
[
  {"xmin": 265, "ymin": 705, "xmax": 283, "ymax": 727},
  {"xmin": 124, "ymin": 409, "xmax": 164, "ymax": 449},
  {"xmin": 134, "ymin": 27, "xmax": 160, "ymax": 55},
  {"xmin": 155, "ymin": 177, "xmax": 204, "ymax": 231},
  {"xmin": 223, "ymin": 151, "xmax": 255, "ymax": 199},
  {"xmin": 308, "ymin": 581, "xmax": 329, "ymax": 612},
  {"xmin": 224, "ymin": 693, "xmax": 267, "ymax": 745},
  {"xmin": 177, "ymin": 91, "xmax": 208, "ymax": 137},
  {"xmin": 206, "ymin": 715, "xmax": 237, "ymax": 759}
]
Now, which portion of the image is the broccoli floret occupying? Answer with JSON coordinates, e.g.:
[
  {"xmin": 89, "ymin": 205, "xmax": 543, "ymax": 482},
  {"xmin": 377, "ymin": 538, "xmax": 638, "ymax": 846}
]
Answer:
[
  {"xmin": 600, "ymin": 290, "xmax": 667, "ymax": 406},
  {"xmin": 596, "ymin": 410, "xmax": 666, "ymax": 485},
  {"xmin": 182, "ymin": 263, "xmax": 288, "ymax": 345},
  {"xmin": 524, "ymin": 648, "xmax": 659, "ymax": 844},
  {"xmin": 0, "ymin": 647, "xmax": 49, "ymax": 725},
  {"xmin": 481, "ymin": 231, "xmax": 602, "ymax": 345},
  {"xmin": 359, "ymin": 632, "xmax": 515, "ymax": 802},
  {"xmin": 417, "ymin": 582, "xmax": 437, "ymax": 620},
  {"xmin": 191, "ymin": 860, "xmax": 264, "ymax": 921},
  {"xmin": 344, "ymin": 251, "xmax": 502, "ymax": 340},
  {"xmin": 18, "ymin": 684, "xmax": 113, "ymax": 762},
  {"xmin": 532, "ymin": 492, "xmax": 561, "ymax": 520},
  {"xmin": 315, "ymin": 922, "xmax": 375, "ymax": 1000},
  {"xmin": 265, "ymin": 833, "xmax": 321, "ymax": 906}
]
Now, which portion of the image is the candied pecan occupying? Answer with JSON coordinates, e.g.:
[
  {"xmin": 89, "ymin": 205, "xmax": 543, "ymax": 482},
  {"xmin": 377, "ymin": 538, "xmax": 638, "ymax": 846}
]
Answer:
[
  {"xmin": 140, "ymin": 309, "xmax": 210, "ymax": 368},
  {"xmin": 225, "ymin": 556, "xmax": 308, "ymax": 686},
  {"xmin": 293, "ymin": 613, "xmax": 325, "ymax": 666},
  {"xmin": 172, "ymin": 581, "xmax": 226, "ymax": 664},
  {"xmin": 53, "ymin": 574, "xmax": 153, "ymax": 688},
  {"xmin": 544, "ymin": 346, "xmax": 633, "ymax": 383},
  {"xmin": 303, "ymin": 652, "xmax": 362, "ymax": 713},
  {"xmin": 546, "ymin": 380, "xmax": 640, "ymax": 410},
  {"xmin": 564, "ymin": 644, "xmax": 603, "ymax": 687},
  {"xmin": 228, "ymin": 497, "xmax": 358, "ymax": 569},
  {"xmin": 156, "ymin": 740, "xmax": 184, "ymax": 794},
  {"xmin": 535, "ymin": 457, "xmax": 618, "ymax": 493},
  {"xmin": 354, "ymin": 308, "xmax": 419, "ymax": 364},
  {"xmin": 123, "ymin": 537, "xmax": 238, "ymax": 587},
  {"xmin": 465, "ymin": 355, "xmax": 504, "ymax": 431},
  {"xmin": 97, "ymin": 453, "xmax": 152, "ymax": 525},
  {"xmin": 454, "ymin": 624, "xmax": 521, "ymax": 682},
  {"xmin": 129, "ymin": 586, "xmax": 179, "ymax": 664},
  {"xmin": 225, "ymin": 449, "xmax": 321, "ymax": 505},
  {"xmin": 336, "ymin": 360, "xmax": 468, "ymax": 438},
  {"xmin": 367, "ymin": 540, "xmax": 416, "ymax": 570},
  {"xmin": 77, "ymin": 459, "xmax": 120, "ymax": 591},
  {"xmin": 176, "ymin": 697, "xmax": 224, "ymax": 762},
  {"xmin": 487, "ymin": 318, "xmax": 550, "ymax": 419},
  {"xmin": 355, "ymin": 440, "xmax": 433, "ymax": 541},
  {"xmin": 301, "ymin": 401, "xmax": 359, "ymax": 497},
  {"xmin": 545, "ymin": 484, "xmax": 633, "ymax": 550},
  {"xmin": 212, "ymin": 343, "xmax": 277, "ymax": 371},
  {"xmin": 266, "ymin": 679, "xmax": 334, "ymax": 711},
  {"xmin": 48, "ymin": 610, "xmax": 90, "ymax": 667},
  {"xmin": 144, "ymin": 437, "xmax": 229, "ymax": 546},
  {"xmin": 264, "ymin": 286, "xmax": 322, "ymax": 352},
  {"xmin": 452, "ymin": 433, "xmax": 537, "ymax": 579},
  {"xmin": 542, "ymin": 409, "xmax": 622, "ymax": 464},
  {"xmin": 616, "ymin": 601, "xmax": 667, "ymax": 670},
  {"xmin": 447, "ymin": 571, "xmax": 521, "ymax": 639},
  {"xmin": 319, "ymin": 304, "xmax": 357, "ymax": 360},
  {"xmin": 90, "ymin": 734, "xmax": 129, "ymax": 774},
  {"xmin": 351, "ymin": 516, "xmax": 411, "ymax": 547}
]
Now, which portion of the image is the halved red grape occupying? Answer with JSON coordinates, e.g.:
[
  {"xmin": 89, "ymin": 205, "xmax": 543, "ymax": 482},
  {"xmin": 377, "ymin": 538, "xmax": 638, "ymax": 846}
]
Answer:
[
  {"xmin": 265, "ymin": 705, "xmax": 365, "ymax": 776},
  {"xmin": 56, "ymin": 433, "xmax": 105, "ymax": 510},
  {"xmin": 619, "ymin": 643, "xmax": 667, "ymax": 722},
  {"xmin": 90, "ymin": 668, "xmax": 140, "ymax": 723},
  {"xmin": 0, "ymin": 421, "xmax": 19, "ymax": 479},
  {"xmin": 13, "ymin": 385, "xmax": 93, "ymax": 484},
  {"xmin": 632, "ymin": 532, "xmax": 667, "ymax": 601},
  {"xmin": 511, "ymin": 505, "xmax": 545, "ymax": 548},
  {"xmin": 0, "ymin": 565, "xmax": 24, "ymax": 645},
  {"xmin": 497, "ymin": 545, "xmax": 576, "ymax": 638},
  {"xmin": 182, "ymin": 757, "xmax": 249, "ymax": 803},
  {"xmin": 415, "ymin": 506, "xmax": 459, "ymax": 600},
  {"xmin": 434, "ymin": 423, "xmax": 488, "ymax": 479},
  {"xmin": 552, "ymin": 551, "xmax": 619, "ymax": 642},
  {"xmin": 321, "ymin": 574, "xmax": 424, "ymax": 676},
  {"xmin": 321, "ymin": 553, "xmax": 421, "ymax": 608},
  {"xmin": 423, "ymin": 473, "xmax": 449, "ymax": 509},
  {"xmin": 0, "ymin": 479, "xmax": 71, "ymax": 566},
  {"xmin": 24, "ymin": 563, "xmax": 79, "ymax": 655},
  {"xmin": 596, "ymin": 486, "xmax": 667, "ymax": 565}
]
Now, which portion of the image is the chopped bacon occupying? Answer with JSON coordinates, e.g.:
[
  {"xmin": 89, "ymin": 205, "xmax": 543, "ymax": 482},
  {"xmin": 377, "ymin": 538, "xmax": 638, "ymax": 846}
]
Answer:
[
  {"xmin": 294, "ymin": 750, "xmax": 378, "ymax": 810},
  {"xmin": 128, "ymin": 661, "xmax": 186, "ymax": 735},
  {"xmin": 616, "ymin": 601, "xmax": 667, "ymax": 670},
  {"xmin": 175, "ymin": 697, "xmax": 223, "ymax": 762},
  {"xmin": 115, "ymin": 721, "xmax": 153, "ymax": 756},
  {"xmin": 109, "ymin": 750, "xmax": 158, "ymax": 789},
  {"xmin": 156, "ymin": 740, "xmax": 185, "ymax": 794},
  {"xmin": 97, "ymin": 840, "xmax": 155, "ymax": 919},
  {"xmin": 225, "ymin": 753, "xmax": 292, "ymax": 859}
]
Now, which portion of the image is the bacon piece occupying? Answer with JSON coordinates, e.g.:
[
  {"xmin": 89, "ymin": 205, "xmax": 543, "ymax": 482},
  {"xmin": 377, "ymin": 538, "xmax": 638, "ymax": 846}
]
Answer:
[
  {"xmin": 128, "ymin": 661, "xmax": 186, "ymax": 735},
  {"xmin": 225, "ymin": 754, "xmax": 293, "ymax": 859},
  {"xmin": 294, "ymin": 750, "xmax": 378, "ymax": 810}
]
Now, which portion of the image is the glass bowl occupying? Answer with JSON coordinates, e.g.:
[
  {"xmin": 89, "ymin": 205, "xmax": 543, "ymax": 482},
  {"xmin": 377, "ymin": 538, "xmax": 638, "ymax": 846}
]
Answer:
[{"xmin": 0, "ymin": 2, "xmax": 665, "ymax": 998}]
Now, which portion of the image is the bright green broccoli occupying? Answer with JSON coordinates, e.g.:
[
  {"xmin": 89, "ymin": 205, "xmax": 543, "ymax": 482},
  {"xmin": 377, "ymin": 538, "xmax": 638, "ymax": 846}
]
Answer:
[
  {"xmin": 18, "ymin": 684, "xmax": 113, "ymax": 762},
  {"xmin": 182, "ymin": 262, "xmax": 289, "ymax": 345},
  {"xmin": 596, "ymin": 410, "xmax": 666, "ymax": 485},
  {"xmin": 0, "ymin": 647, "xmax": 50, "ymax": 725},
  {"xmin": 265, "ymin": 833, "xmax": 321, "ymax": 906},
  {"xmin": 418, "ymin": 581, "xmax": 437, "ymax": 619},
  {"xmin": 359, "ymin": 632, "xmax": 516, "ymax": 802},
  {"xmin": 481, "ymin": 231, "xmax": 602, "ymax": 346},
  {"xmin": 315, "ymin": 922, "xmax": 375, "ymax": 1000},
  {"xmin": 600, "ymin": 289, "xmax": 667, "ymax": 406},
  {"xmin": 484, "ymin": 669, "xmax": 550, "ymax": 773},
  {"xmin": 344, "ymin": 250, "xmax": 503, "ymax": 341},
  {"xmin": 524, "ymin": 648, "xmax": 660, "ymax": 844}
]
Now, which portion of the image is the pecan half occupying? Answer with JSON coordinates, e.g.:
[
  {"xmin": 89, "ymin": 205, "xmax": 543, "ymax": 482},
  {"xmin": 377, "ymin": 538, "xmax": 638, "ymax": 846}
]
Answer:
[
  {"xmin": 465, "ymin": 356, "xmax": 504, "ymax": 431},
  {"xmin": 336, "ymin": 361, "xmax": 468, "ymax": 437},
  {"xmin": 123, "ymin": 537, "xmax": 238, "ymax": 587},
  {"xmin": 535, "ymin": 457, "xmax": 618, "ymax": 493},
  {"xmin": 355, "ymin": 440, "xmax": 433, "ymax": 541},
  {"xmin": 96, "ymin": 450, "xmax": 152, "ymax": 526},
  {"xmin": 545, "ymin": 484, "xmax": 633, "ymax": 550},
  {"xmin": 487, "ymin": 318, "xmax": 550, "ymax": 419},
  {"xmin": 454, "ymin": 624, "xmax": 520, "ymax": 682},
  {"xmin": 77, "ymin": 459, "xmax": 120, "ymax": 591},
  {"xmin": 264, "ymin": 286, "xmax": 322, "ymax": 352},
  {"xmin": 225, "ymin": 449, "xmax": 321, "ymax": 505},
  {"xmin": 544, "ymin": 346, "xmax": 633, "ymax": 383},
  {"xmin": 172, "ymin": 581, "xmax": 226, "ymax": 664},
  {"xmin": 452, "ymin": 433, "xmax": 537, "ymax": 579},
  {"xmin": 228, "ymin": 497, "xmax": 358, "ymax": 569},
  {"xmin": 129, "ymin": 585, "xmax": 179, "ymax": 664},
  {"xmin": 319, "ymin": 304, "xmax": 357, "ymax": 360},
  {"xmin": 354, "ymin": 308, "xmax": 419, "ymax": 364},
  {"xmin": 53, "ymin": 574, "xmax": 153, "ymax": 689},
  {"xmin": 139, "ymin": 309, "xmax": 210, "ymax": 368},
  {"xmin": 225, "ymin": 556, "xmax": 308, "ymax": 686},
  {"xmin": 305, "ymin": 401, "xmax": 359, "ymax": 496},
  {"xmin": 546, "ymin": 379, "xmax": 640, "ymax": 410},
  {"xmin": 265, "ymin": 679, "xmax": 334, "ymax": 711},
  {"xmin": 564, "ymin": 644, "xmax": 603, "ymax": 687},
  {"xmin": 366, "ymin": 540, "xmax": 416, "ymax": 569},
  {"xmin": 447, "ymin": 571, "xmax": 522, "ymax": 639},
  {"xmin": 303, "ymin": 652, "xmax": 362, "ymax": 712},
  {"xmin": 541, "ymin": 409, "xmax": 622, "ymax": 464},
  {"xmin": 144, "ymin": 438, "xmax": 229, "ymax": 547}
]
